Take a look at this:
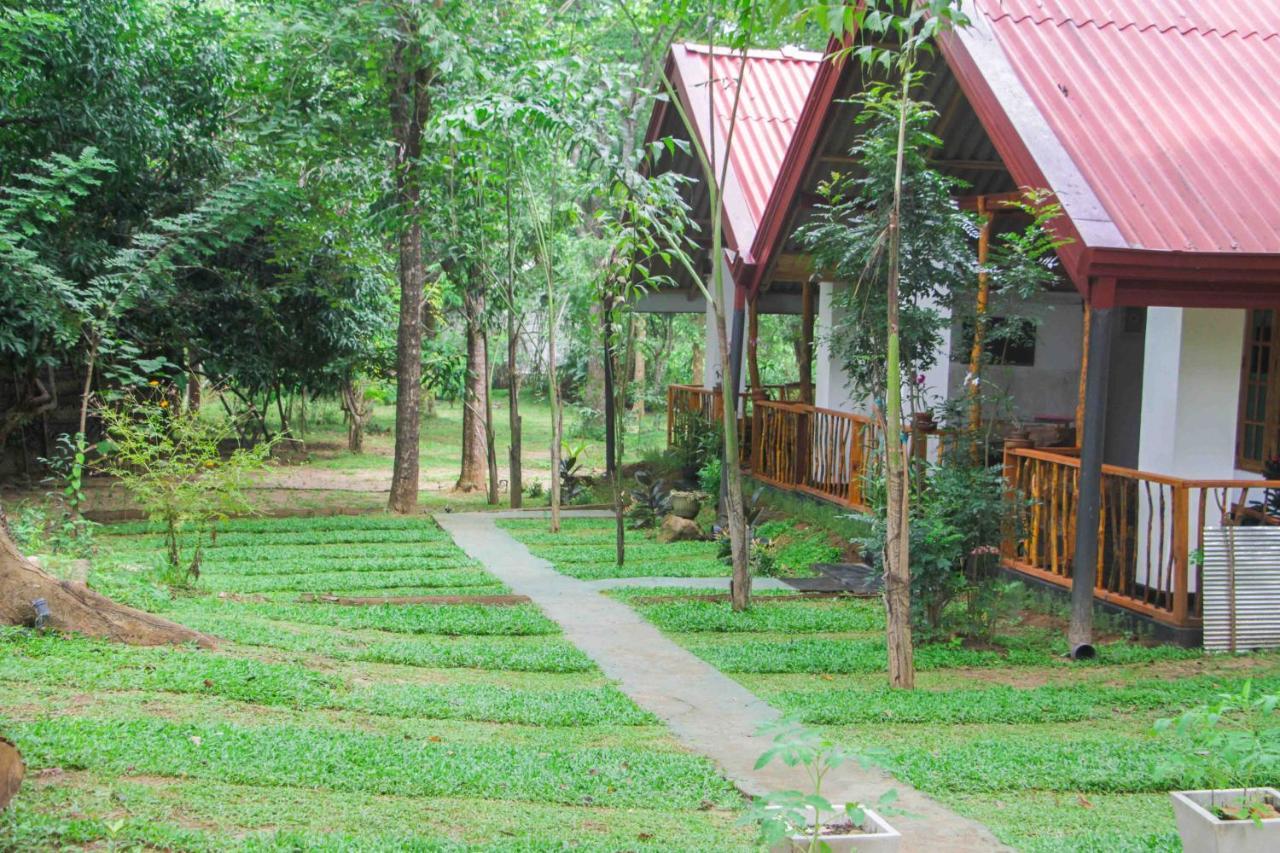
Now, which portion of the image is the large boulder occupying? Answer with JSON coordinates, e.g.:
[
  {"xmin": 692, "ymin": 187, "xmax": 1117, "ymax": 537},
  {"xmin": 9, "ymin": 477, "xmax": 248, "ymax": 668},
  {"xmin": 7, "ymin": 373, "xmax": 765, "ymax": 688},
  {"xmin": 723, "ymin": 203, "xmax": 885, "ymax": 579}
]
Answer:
[{"xmin": 658, "ymin": 514, "xmax": 703, "ymax": 543}]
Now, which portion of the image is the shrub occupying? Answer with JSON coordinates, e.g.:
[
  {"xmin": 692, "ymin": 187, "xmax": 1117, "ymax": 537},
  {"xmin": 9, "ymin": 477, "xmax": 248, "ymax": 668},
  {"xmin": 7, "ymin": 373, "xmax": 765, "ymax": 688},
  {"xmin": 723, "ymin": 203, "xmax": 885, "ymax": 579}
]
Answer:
[
  {"xmin": 697, "ymin": 456, "xmax": 722, "ymax": 496},
  {"xmin": 859, "ymin": 461, "xmax": 1014, "ymax": 638},
  {"xmin": 627, "ymin": 470, "xmax": 671, "ymax": 529},
  {"xmin": 96, "ymin": 393, "xmax": 274, "ymax": 586}
]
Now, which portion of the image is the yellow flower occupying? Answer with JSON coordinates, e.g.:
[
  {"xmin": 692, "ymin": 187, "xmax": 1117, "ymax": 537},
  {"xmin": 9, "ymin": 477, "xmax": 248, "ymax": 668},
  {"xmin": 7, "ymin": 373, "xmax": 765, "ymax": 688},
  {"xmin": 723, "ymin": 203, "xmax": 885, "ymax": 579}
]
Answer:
[
  {"xmin": 159, "ymin": 400, "xmax": 169, "ymax": 409},
  {"xmin": 204, "ymin": 460, "xmax": 215, "ymax": 468},
  {"xmin": 148, "ymin": 380, "xmax": 160, "ymax": 387}
]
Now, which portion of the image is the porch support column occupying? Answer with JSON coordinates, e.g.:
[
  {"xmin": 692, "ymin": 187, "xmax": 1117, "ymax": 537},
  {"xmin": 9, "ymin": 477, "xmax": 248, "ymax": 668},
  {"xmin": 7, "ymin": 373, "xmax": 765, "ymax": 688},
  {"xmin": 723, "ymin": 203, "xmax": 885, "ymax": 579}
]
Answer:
[{"xmin": 1069, "ymin": 278, "xmax": 1116, "ymax": 659}]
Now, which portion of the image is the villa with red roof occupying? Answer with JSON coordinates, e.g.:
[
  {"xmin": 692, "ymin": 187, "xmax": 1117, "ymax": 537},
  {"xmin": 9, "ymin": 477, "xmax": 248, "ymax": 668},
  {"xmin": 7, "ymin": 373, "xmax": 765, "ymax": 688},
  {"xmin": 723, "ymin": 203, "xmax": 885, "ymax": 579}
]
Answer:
[{"xmin": 646, "ymin": 1, "xmax": 1280, "ymax": 643}]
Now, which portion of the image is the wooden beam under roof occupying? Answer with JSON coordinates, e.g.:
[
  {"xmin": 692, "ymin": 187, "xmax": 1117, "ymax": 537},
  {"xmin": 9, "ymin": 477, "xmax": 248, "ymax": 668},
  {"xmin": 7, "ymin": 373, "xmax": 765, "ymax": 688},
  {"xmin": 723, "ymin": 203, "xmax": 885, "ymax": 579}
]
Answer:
[{"xmin": 818, "ymin": 154, "xmax": 1007, "ymax": 172}]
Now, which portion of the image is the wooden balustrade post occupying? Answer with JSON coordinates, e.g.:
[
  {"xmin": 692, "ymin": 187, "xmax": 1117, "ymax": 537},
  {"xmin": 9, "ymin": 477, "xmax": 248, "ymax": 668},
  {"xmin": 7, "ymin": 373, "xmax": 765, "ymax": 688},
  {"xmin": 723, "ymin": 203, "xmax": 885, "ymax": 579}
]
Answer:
[
  {"xmin": 1001, "ymin": 446, "xmax": 1019, "ymax": 561},
  {"xmin": 1171, "ymin": 484, "xmax": 1190, "ymax": 627},
  {"xmin": 794, "ymin": 407, "xmax": 811, "ymax": 489},
  {"xmin": 848, "ymin": 418, "xmax": 865, "ymax": 507}
]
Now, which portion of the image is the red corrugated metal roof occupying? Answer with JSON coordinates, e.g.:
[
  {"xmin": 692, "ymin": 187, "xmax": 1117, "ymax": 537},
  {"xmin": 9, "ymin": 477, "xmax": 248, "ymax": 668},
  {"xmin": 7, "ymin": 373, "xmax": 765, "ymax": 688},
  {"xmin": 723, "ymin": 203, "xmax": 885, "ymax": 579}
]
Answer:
[
  {"xmin": 976, "ymin": 0, "xmax": 1280, "ymax": 254},
  {"xmin": 668, "ymin": 43, "xmax": 822, "ymax": 256}
]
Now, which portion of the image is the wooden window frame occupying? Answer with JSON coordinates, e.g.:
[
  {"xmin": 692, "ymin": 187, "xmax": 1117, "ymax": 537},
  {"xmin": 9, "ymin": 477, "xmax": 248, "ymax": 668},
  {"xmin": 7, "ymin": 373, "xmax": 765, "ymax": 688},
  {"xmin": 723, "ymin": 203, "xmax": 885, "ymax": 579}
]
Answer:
[{"xmin": 1235, "ymin": 308, "xmax": 1280, "ymax": 473}]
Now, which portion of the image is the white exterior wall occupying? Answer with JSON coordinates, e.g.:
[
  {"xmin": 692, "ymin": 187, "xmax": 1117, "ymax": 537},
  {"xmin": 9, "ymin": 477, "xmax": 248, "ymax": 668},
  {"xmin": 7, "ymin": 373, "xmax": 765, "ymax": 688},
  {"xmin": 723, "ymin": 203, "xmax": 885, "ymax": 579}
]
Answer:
[
  {"xmin": 1138, "ymin": 308, "xmax": 1248, "ymax": 479},
  {"xmin": 814, "ymin": 280, "xmax": 860, "ymax": 412},
  {"xmin": 1134, "ymin": 307, "xmax": 1252, "ymax": 591},
  {"xmin": 699, "ymin": 259, "xmax": 750, "ymax": 418},
  {"xmin": 946, "ymin": 290, "xmax": 1085, "ymax": 423},
  {"xmin": 702, "ymin": 296, "xmax": 722, "ymax": 388}
]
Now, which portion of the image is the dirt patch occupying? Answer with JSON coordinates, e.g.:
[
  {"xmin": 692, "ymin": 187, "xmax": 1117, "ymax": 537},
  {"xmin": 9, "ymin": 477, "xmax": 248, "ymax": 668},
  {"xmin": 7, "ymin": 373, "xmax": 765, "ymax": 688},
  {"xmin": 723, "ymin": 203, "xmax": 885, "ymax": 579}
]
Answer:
[
  {"xmin": 627, "ymin": 591, "xmax": 858, "ymax": 606},
  {"xmin": 1017, "ymin": 610, "xmax": 1139, "ymax": 646},
  {"xmin": 296, "ymin": 593, "xmax": 532, "ymax": 607}
]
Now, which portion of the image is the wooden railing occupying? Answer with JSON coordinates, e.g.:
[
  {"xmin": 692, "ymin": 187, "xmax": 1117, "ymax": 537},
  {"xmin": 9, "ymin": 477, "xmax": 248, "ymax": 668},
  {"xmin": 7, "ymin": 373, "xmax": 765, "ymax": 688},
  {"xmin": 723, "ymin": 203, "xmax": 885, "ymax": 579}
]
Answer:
[
  {"xmin": 752, "ymin": 400, "xmax": 878, "ymax": 508},
  {"xmin": 665, "ymin": 384, "xmax": 752, "ymax": 464},
  {"xmin": 1002, "ymin": 447, "xmax": 1280, "ymax": 629}
]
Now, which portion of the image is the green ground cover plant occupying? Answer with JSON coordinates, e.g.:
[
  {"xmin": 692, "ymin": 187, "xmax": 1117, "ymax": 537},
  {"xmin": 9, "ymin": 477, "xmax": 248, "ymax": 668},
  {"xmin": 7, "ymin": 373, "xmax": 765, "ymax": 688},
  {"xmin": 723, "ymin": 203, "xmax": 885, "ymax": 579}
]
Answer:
[
  {"xmin": 0, "ymin": 515, "xmax": 749, "ymax": 850},
  {"xmin": 204, "ymin": 566, "xmax": 499, "ymax": 594},
  {"xmin": 625, "ymin": 595, "xmax": 884, "ymax": 634},
  {"xmin": 169, "ymin": 597, "xmax": 558, "ymax": 636},
  {"xmin": 7, "ymin": 716, "xmax": 738, "ymax": 809},
  {"xmin": 499, "ymin": 517, "xmax": 729, "ymax": 579}
]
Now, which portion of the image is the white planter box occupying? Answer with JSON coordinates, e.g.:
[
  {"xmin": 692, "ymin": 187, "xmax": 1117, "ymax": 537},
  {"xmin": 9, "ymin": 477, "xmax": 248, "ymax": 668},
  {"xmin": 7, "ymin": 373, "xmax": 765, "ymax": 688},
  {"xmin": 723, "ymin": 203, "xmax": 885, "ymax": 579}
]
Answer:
[
  {"xmin": 768, "ymin": 804, "xmax": 901, "ymax": 853},
  {"xmin": 1171, "ymin": 788, "xmax": 1280, "ymax": 853}
]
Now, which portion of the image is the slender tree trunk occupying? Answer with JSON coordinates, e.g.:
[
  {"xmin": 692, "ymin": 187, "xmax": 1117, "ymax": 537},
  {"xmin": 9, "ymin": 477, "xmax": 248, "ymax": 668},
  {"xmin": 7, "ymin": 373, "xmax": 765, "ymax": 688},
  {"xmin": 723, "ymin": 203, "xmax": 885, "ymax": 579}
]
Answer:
[
  {"xmin": 691, "ymin": 312, "xmax": 704, "ymax": 384},
  {"xmin": 548, "ymin": 303, "xmax": 561, "ymax": 532},
  {"xmin": 458, "ymin": 289, "xmax": 489, "ymax": 492},
  {"xmin": 602, "ymin": 296, "xmax": 625, "ymax": 565},
  {"xmin": 387, "ymin": 9, "xmax": 432, "ymax": 514},
  {"xmin": 78, "ymin": 337, "xmax": 97, "ymax": 439},
  {"xmin": 883, "ymin": 75, "xmax": 916, "ymax": 689},
  {"xmin": 652, "ymin": 315, "xmax": 674, "ymax": 397},
  {"xmin": 506, "ymin": 161, "xmax": 523, "ymax": 508},
  {"xmin": 341, "ymin": 377, "xmax": 369, "ymax": 454},
  {"xmin": 484, "ymin": 332, "xmax": 500, "ymax": 505}
]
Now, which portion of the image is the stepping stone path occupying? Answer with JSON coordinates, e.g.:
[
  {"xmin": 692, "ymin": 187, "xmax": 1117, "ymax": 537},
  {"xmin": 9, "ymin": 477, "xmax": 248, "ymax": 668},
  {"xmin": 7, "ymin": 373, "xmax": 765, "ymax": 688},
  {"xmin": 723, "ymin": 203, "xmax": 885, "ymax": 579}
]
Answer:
[{"xmin": 436, "ymin": 509, "xmax": 1008, "ymax": 853}]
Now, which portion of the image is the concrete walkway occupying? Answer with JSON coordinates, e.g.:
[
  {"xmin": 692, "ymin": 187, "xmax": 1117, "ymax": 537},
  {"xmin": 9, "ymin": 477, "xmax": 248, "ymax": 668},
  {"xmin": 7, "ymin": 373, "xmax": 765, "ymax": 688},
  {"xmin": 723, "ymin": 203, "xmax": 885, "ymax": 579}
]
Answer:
[{"xmin": 436, "ymin": 510, "xmax": 1006, "ymax": 852}]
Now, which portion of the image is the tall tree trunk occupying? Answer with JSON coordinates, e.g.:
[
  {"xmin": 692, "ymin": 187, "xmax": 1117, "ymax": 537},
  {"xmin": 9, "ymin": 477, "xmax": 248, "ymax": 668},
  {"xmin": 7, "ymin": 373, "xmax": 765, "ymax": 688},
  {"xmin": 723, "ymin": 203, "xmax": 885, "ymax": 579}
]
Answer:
[
  {"xmin": 457, "ymin": 289, "xmax": 488, "ymax": 492},
  {"xmin": 387, "ymin": 9, "xmax": 432, "ymax": 515},
  {"xmin": 883, "ymin": 75, "xmax": 916, "ymax": 689}
]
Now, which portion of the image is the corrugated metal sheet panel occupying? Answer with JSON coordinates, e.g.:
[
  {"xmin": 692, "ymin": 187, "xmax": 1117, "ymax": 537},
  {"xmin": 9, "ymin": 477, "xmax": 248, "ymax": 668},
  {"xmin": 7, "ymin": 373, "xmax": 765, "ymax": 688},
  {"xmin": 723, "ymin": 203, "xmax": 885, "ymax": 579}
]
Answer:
[
  {"xmin": 1202, "ymin": 527, "xmax": 1280, "ymax": 652},
  {"xmin": 672, "ymin": 44, "xmax": 822, "ymax": 249},
  {"xmin": 976, "ymin": 0, "xmax": 1280, "ymax": 253}
]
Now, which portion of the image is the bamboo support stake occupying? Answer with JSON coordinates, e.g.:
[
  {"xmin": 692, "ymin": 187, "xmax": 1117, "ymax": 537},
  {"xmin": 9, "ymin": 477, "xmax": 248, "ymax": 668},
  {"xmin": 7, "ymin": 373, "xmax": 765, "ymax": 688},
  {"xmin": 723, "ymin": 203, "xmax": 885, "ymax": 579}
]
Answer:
[
  {"xmin": 1075, "ymin": 306, "xmax": 1091, "ymax": 443},
  {"xmin": 967, "ymin": 198, "xmax": 993, "ymax": 459}
]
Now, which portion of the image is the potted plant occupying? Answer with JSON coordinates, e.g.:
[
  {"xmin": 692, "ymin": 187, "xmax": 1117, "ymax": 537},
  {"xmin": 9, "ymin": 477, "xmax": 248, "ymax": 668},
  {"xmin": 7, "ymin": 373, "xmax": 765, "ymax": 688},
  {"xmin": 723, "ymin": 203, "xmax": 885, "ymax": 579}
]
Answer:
[
  {"xmin": 1155, "ymin": 681, "xmax": 1280, "ymax": 853},
  {"xmin": 669, "ymin": 489, "xmax": 703, "ymax": 520},
  {"xmin": 745, "ymin": 719, "xmax": 902, "ymax": 852}
]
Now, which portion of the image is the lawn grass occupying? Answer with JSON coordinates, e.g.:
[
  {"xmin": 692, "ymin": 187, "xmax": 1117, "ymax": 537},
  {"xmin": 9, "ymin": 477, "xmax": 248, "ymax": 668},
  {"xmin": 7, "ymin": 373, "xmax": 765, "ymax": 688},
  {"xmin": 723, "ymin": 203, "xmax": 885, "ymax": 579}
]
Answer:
[
  {"xmin": 0, "ymin": 514, "xmax": 750, "ymax": 850},
  {"xmin": 528, "ymin": 522, "xmax": 1280, "ymax": 852}
]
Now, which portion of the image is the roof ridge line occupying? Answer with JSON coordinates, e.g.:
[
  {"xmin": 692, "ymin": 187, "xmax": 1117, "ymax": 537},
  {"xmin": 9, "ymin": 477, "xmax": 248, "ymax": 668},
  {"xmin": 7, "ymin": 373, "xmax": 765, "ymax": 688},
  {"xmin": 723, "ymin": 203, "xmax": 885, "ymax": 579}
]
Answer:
[{"xmin": 984, "ymin": 11, "xmax": 1277, "ymax": 41}]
